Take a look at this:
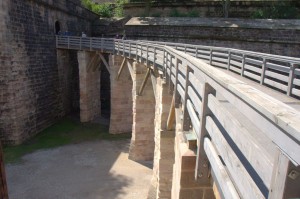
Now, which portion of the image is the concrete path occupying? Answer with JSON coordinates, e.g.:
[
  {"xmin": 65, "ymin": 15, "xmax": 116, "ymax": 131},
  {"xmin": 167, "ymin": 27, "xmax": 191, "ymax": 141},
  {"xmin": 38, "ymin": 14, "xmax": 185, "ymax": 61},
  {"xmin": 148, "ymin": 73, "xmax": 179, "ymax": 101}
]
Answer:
[{"xmin": 6, "ymin": 140, "xmax": 152, "ymax": 199}]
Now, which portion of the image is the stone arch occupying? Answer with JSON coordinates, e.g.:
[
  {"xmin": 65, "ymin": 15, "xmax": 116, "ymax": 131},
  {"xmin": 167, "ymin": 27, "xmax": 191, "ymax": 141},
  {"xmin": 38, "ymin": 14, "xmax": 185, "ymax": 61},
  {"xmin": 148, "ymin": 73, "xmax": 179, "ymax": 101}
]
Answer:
[{"xmin": 55, "ymin": 21, "xmax": 61, "ymax": 35}]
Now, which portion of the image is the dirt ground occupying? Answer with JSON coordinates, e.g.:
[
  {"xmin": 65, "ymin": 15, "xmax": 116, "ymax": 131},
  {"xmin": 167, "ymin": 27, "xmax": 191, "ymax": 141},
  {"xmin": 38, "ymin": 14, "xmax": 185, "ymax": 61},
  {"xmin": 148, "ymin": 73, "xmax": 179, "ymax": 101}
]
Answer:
[{"xmin": 6, "ymin": 140, "xmax": 152, "ymax": 199}]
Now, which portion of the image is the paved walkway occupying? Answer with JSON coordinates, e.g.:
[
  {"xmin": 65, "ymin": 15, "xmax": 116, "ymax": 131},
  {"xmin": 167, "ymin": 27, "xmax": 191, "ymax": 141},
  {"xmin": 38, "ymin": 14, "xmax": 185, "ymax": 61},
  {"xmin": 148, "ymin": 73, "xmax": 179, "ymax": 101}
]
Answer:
[{"xmin": 6, "ymin": 140, "xmax": 152, "ymax": 199}]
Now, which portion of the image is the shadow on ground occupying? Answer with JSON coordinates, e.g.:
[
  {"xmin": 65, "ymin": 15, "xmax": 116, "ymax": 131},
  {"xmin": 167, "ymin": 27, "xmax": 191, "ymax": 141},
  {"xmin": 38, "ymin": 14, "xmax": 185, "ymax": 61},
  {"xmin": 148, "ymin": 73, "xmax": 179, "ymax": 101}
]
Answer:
[{"xmin": 6, "ymin": 139, "xmax": 152, "ymax": 199}]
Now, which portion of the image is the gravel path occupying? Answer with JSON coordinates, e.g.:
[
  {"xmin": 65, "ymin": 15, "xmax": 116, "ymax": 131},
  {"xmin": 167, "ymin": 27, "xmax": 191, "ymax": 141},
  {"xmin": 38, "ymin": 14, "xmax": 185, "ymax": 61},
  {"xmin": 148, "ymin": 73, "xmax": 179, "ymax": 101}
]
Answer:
[{"xmin": 6, "ymin": 140, "xmax": 152, "ymax": 199}]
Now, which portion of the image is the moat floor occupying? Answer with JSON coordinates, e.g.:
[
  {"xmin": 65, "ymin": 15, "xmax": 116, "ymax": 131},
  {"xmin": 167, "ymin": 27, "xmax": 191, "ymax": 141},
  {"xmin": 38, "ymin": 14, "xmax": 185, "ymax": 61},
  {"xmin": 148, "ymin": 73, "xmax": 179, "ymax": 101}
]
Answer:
[{"xmin": 6, "ymin": 140, "xmax": 152, "ymax": 199}]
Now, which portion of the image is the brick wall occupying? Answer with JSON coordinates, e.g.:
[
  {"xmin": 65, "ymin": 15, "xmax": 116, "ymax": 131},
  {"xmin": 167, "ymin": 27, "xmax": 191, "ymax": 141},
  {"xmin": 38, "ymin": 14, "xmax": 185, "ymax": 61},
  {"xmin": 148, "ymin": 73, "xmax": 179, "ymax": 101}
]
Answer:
[
  {"xmin": 0, "ymin": 0, "xmax": 98, "ymax": 144},
  {"xmin": 125, "ymin": 17, "xmax": 300, "ymax": 57}
]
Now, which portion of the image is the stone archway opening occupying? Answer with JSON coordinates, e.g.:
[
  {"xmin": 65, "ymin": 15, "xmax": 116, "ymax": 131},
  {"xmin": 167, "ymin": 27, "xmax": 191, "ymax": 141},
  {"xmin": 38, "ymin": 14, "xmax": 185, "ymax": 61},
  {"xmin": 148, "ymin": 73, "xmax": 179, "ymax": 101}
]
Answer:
[{"xmin": 55, "ymin": 21, "xmax": 60, "ymax": 35}]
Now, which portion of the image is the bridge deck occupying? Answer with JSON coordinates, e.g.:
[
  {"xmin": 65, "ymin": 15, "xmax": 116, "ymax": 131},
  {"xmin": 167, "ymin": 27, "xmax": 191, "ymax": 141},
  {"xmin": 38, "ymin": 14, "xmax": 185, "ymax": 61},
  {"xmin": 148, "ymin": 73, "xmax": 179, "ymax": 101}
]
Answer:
[{"xmin": 218, "ymin": 68, "xmax": 300, "ymax": 111}]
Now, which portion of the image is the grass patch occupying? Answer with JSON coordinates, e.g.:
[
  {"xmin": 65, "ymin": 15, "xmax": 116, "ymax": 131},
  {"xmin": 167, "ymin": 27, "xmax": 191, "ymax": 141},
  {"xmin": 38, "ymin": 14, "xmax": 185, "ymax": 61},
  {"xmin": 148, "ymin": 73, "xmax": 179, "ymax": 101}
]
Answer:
[{"xmin": 4, "ymin": 118, "xmax": 131, "ymax": 164}]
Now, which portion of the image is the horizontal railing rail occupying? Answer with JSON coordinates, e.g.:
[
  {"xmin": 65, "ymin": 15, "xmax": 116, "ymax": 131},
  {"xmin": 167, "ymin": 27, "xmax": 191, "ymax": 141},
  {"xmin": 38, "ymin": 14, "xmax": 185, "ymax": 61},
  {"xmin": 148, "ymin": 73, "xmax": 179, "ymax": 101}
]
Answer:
[{"xmin": 56, "ymin": 36, "xmax": 300, "ymax": 198}]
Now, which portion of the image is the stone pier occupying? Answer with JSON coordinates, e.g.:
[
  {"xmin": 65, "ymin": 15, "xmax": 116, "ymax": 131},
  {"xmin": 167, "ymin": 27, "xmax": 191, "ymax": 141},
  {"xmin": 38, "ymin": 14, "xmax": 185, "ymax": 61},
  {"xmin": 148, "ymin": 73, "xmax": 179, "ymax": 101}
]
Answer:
[
  {"xmin": 109, "ymin": 55, "xmax": 133, "ymax": 134},
  {"xmin": 172, "ymin": 121, "xmax": 214, "ymax": 199},
  {"xmin": 78, "ymin": 51, "xmax": 101, "ymax": 122},
  {"xmin": 129, "ymin": 61, "xmax": 155, "ymax": 161},
  {"xmin": 152, "ymin": 77, "xmax": 175, "ymax": 198}
]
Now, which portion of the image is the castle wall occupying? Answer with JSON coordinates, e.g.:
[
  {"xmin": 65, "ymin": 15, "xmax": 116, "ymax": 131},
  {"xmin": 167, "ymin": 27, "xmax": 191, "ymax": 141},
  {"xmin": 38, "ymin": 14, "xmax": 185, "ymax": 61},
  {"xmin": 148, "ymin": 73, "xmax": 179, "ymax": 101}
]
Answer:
[
  {"xmin": 0, "ymin": 0, "xmax": 98, "ymax": 144},
  {"xmin": 125, "ymin": 17, "xmax": 300, "ymax": 58}
]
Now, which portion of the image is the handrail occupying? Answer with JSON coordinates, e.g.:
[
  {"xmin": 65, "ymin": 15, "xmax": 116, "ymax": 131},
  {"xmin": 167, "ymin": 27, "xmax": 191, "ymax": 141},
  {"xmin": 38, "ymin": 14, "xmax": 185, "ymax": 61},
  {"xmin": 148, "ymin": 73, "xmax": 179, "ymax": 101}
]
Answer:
[{"xmin": 56, "ymin": 36, "xmax": 300, "ymax": 198}]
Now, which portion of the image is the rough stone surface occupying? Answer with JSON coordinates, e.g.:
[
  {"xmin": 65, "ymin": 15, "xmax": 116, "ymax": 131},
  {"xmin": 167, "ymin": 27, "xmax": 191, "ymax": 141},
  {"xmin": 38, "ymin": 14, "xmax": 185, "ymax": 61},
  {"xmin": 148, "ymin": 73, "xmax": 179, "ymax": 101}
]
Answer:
[
  {"xmin": 78, "ymin": 51, "xmax": 101, "ymax": 122},
  {"xmin": 125, "ymin": 17, "xmax": 300, "ymax": 57},
  {"xmin": 123, "ymin": 1, "xmax": 300, "ymax": 18},
  {"xmin": 129, "ymin": 61, "xmax": 155, "ymax": 161},
  {"xmin": 152, "ymin": 77, "xmax": 174, "ymax": 199},
  {"xmin": 6, "ymin": 140, "xmax": 152, "ymax": 199},
  {"xmin": 0, "ymin": 0, "xmax": 98, "ymax": 145},
  {"xmin": 109, "ymin": 55, "xmax": 133, "ymax": 134}
]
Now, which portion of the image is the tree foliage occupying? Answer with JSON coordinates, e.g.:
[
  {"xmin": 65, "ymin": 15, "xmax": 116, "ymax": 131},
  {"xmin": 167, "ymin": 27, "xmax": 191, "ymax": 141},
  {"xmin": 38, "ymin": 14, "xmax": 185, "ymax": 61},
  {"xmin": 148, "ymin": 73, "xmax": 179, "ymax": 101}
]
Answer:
[{"xmin": 81, "ymin": 0, "xmax": 127, "ymax": 17}]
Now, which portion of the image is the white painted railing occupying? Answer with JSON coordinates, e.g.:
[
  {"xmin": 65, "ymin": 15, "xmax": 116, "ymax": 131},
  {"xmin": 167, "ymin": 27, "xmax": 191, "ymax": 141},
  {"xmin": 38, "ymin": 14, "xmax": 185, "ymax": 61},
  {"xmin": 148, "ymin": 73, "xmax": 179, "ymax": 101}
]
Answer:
[{"xmin": 56, "ymin": 36, "xmax": 300, "ymax": 199}]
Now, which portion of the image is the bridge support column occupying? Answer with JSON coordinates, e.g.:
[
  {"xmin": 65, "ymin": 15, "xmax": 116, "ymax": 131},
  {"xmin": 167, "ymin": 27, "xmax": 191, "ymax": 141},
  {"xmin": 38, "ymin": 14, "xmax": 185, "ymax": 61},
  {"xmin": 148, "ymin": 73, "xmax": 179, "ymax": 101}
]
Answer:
[
  {"xmin": 152, "ymin": 77, "xmax": 175, "ymax": 199},
  {"xmin": 109, "ymin": 55, "xmax": 133, "ymax": 134},
  {"xmin": 78, "ymin": 51, "xmax": 100, "ymax": 122},
  {"xmin": 172, "ymin": 126, "xmax": 214, "ymax": 199},
  {"xmin": 129, "ymin": 62, "xmax": 155, "ymax": 161}
]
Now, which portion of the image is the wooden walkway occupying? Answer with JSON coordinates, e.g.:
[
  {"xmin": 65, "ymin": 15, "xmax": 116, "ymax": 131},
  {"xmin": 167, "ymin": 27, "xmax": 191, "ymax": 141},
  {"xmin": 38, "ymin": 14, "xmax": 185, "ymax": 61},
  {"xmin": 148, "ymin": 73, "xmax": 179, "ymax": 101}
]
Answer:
[{"xmin": 57, "ymin": 36, "xmax": 300, "ymax": 199}]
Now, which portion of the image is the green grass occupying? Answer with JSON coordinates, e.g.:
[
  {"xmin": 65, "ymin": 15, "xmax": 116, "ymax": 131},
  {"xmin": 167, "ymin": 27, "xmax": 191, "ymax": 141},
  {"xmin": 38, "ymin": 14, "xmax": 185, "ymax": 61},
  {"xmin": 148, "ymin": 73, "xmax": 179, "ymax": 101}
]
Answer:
[{"xmin": 4, "ymin": 118, "xmax": 131, "ymax": 164}]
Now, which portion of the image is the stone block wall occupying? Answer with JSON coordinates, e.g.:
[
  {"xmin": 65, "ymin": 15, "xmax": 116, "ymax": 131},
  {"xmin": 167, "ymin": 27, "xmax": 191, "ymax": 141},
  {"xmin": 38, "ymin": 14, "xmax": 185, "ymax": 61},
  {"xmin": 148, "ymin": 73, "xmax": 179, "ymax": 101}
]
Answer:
[
  {"xmin": 124, "ymin": 1, "xmax": 299, "ymax": 18},
  {"xmin": 172, "ymin": 113, "xmax": 214, "ymax": 199},
  {"xmin": 151, "ymin": 77, "xmax": 175, "ymax": 199},
  {"xmin": 0, "ymin": 0, "xmax": 98, "ymax": 144},
  {"xmin": 129, "ymin": 61, "xmax": 155, "ymax": 161},
  {"xmin": 125, "ymin": 17, "xmax": 300, "ymax": 57},
  {"xmin": 109, "ymin": 55, "xmax": 133, "ymax": 134},
  {"xmin": 78, "ymin": 51, "xmax": 101, "ymax": 122}
]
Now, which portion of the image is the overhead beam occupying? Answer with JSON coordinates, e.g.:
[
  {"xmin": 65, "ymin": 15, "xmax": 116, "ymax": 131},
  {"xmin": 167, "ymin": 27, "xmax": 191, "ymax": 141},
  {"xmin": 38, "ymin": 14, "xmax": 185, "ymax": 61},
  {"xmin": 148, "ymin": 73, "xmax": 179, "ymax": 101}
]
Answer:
[
  {"xmin": 138, "ymin": 68, "xmax": 151, "ymax": 96},
  {"xmin": 97, "ymin": 52, "xmax": 110, "ymax": 74},
  {"xmin": 116, "ymin": 57, "xmax": 127, "ymax": 80}
]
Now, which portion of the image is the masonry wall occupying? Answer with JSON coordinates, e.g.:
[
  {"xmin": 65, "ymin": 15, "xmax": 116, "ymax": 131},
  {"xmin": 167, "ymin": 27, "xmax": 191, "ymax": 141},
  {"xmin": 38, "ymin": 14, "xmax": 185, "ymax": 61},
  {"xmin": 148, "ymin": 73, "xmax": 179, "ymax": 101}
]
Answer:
[
  {"xmin": 125, "ymin": 18, "xmax": 300, "ymax": 58},
  {"xmin": 124, "ymin": 1, "xmax": 300, "ymax": 18},
  {"xmin": 0, "ymin": 0, "xmax": 98, "ymax": 144}
]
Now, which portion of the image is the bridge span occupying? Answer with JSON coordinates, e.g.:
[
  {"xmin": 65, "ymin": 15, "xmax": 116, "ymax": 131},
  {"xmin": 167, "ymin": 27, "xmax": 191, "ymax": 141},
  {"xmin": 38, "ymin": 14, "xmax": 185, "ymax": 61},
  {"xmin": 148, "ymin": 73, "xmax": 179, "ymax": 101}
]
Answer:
[{"xmin": 57, "ymin": 36, "xmax": 300, "ymax": 199}]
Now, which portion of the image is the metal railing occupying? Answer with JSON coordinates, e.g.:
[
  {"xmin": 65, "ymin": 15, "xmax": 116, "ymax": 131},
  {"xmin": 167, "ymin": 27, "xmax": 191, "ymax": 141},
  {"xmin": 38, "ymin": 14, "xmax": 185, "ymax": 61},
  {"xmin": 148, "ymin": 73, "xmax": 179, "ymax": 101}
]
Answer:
[{"xmin": 56, "ymin": 36, "xmax": 300, "ymax": 198}]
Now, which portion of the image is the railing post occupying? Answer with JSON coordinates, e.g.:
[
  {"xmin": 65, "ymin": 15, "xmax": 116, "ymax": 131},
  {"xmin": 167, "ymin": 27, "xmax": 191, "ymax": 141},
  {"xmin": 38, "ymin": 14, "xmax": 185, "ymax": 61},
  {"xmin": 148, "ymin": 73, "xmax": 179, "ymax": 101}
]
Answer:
[
  {"xmin": 146, "ymin": 45, "xmax": 149, "ymax": 66},
  {"xmin": 174, "ymin": 58, "xmax": 181, "ymax": 108},
  {"xmin": 80, "ymin": 37, "xmax": 82, "ymax": 50},
  {"xmin": 241, "ymin": 54, "xmax": 246, "ymax": 76},
  {"xmin": 90, "ymin": 38, "xmax": 92, "ymax": 51},
  {"xmin": 118, "ymin": 40, "xmax": 120, "ymax": 55},
  {"xmin": 209, "ymin": 49, "xmax": 213, "ymax": 65},
  {"xmin": 153, "ymin": 47, "xmax": 157, "ymax": 69},
  {"xmin": 67, "ymin": 37, "xmax": 70, "ymax": 49},
  {"xmin": 182, "ymin": 65, "xmax": 193, "ymax": 131},
  {"xmin": 136, "ymin": 44, "xmax": 138, "ymax": 61},
  {"xmin": 195, "ymin": 47, "xmax": 198, "ymax": 58},
  {"xmin": 123, "ymin": 40, "xmax": 125, "ymax": 56},
  {"xmin": 227, "ymin": 51, "xmax": 231, "ymax": 70},
  {"xmin": 184, "ymin": 45, "xmax": 187, "ymax": 53},
  {"xmin": 195, "ymin": 83, "xmax": 216, "ymax": 183},
  {"xmin": 287, "ymin": 63, "xmax": 296, "ymax": 96},
  {"xmin": 101, "ymin": 38, "xmax": 104, "ymax": 52},
  {"xmin": 56, "ymin": 36, "xmax": 58, "ymax": 48},
  {"xmin": 260, "ymin": 58, "xmax": 267, "ymax": 85},
  {"xmin": 129, "ymin": 43, "xmax": 132, "ymax": 58}
]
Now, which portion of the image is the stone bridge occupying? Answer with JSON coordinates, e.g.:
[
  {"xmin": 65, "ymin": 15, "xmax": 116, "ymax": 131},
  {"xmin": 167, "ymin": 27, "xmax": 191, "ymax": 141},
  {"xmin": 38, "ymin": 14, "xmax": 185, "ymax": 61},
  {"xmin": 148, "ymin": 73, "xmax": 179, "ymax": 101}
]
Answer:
[{"xmin": 56, "ymin": 36, "xmax": 300, "ymax": 199}]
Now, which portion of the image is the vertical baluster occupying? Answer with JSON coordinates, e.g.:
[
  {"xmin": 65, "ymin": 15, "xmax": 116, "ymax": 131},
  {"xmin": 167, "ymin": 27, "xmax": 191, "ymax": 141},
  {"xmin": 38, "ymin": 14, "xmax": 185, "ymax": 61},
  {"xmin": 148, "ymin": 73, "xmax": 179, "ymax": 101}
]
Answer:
[
  {"xmin": 118, "ymin": 40, "xmax": 120, "ymax": 55},
  {"xmin": 123, "ymin": 40, "xmax": 125, "ymax": 56},
  {"xmin": 174, "ymin": 58, "xmax": 181, "ymax": 108},
  {"xmin": 80, "ymin": 37, "xmax": 82, "ymax": 50},
  {"xmin": 67, "ymin": 37, "xmax": 70, "ymax": 49},
  {"xmin": 260, "ymin": 58, "xmax": 267, "ymax": 85},
  {"xmin": 227, "ymin": 51, "xmax": 231, "ymax": 70},
  {"xmin": 287, "ymin": 63, "xmax": 296, "ymax": 96},
  {"xmin": 136, "ymin": 44, "xmax": 138, "ymax": 61},
  {"xmin": 90, "ymin": 38, "xmax": 92, "ymax": 51},
  {"xmin": 146, "ymin": 45, "xmax": 149, "ymax": 66},
  {"xmin": 241, "ymin": 54, "xmax": 246, "ymax": 76},
  {"xmin": 129, "ymin": 43, "xmax": 131, "ymax": 58},
  {"xmin": 195, "ymin": 47, "xmax": 198, "ymax": 58},
  {"xmin": 153, "ymin": 47, "xmax": 157, "ymax": 69},
  {"xmin": 209, "ymin": 49, "xmax": 213, "ymax": 65}
]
